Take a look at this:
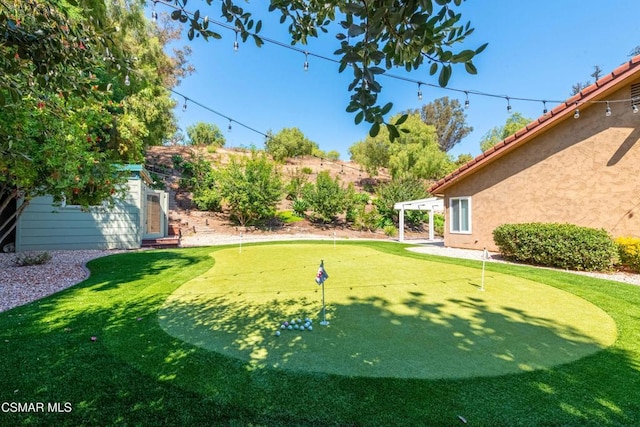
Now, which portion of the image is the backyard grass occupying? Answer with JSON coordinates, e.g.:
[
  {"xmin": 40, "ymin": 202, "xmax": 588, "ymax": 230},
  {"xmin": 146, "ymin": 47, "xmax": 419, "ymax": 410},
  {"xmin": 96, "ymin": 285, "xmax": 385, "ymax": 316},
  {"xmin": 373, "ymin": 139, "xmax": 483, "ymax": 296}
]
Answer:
[{"xmin": 1, "ymin": 240, "xmax": 639, "ymax": 426}]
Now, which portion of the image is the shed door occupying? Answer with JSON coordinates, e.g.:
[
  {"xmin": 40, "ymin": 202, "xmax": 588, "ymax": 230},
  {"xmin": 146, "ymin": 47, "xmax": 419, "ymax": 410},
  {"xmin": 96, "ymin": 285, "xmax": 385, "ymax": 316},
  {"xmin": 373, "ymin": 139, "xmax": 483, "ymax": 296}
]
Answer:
[{"xmin": 145, "ymin": 194, "xmax": 162, "ymax": 236}]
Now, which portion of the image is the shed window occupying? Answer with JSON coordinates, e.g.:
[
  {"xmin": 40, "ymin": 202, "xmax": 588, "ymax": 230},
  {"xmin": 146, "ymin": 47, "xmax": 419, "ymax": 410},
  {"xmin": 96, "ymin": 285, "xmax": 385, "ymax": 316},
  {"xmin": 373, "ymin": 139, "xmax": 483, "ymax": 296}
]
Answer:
[{"xmin": 450, "ymin": 197, "xmax": 471, "ymax": 233}]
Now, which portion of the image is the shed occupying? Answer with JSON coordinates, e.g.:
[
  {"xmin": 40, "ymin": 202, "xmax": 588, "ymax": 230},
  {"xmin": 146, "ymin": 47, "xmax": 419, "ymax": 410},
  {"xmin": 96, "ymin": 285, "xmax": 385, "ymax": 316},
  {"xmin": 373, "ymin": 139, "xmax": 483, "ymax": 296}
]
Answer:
[{"xmin": 15, "ymin": 165, "xmax": 170, "ymax": 251}]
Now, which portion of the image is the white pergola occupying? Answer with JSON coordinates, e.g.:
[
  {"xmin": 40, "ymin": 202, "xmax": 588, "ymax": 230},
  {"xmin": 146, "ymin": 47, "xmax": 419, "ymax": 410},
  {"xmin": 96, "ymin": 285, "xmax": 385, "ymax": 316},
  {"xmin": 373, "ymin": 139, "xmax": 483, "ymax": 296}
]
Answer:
[{"xmin": 393, "ymin": 197, "xmax": 444, "ymax": 242}]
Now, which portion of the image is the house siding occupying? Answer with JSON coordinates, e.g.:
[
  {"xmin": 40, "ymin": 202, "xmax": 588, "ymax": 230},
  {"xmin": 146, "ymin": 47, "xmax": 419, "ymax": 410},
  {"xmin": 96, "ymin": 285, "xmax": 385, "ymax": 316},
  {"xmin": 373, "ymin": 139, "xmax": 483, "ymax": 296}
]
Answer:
[
  {"xmin": 16, "ymin": 179, "xmax": 144, "ymax": 251},
  {"xmin": 443, "ymin": 78, "xmax": 640, "ymax": 251}
]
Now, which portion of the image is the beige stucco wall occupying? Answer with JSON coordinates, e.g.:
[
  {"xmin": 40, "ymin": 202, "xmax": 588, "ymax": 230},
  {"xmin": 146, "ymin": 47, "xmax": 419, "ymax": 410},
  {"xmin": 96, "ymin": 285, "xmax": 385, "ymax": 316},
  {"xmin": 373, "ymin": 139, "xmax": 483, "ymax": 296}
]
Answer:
[{"xmin": 443, "ymin": 79, "xmax": 640, "ymax": 251}]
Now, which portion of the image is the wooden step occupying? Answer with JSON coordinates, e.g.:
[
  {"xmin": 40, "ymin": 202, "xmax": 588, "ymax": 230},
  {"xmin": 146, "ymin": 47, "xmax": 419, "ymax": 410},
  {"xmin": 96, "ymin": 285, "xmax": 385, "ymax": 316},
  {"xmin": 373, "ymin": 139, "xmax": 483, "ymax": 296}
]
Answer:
[{"xmin": 142, "ymin": 237, "xmax": 181, "ymax": 249}]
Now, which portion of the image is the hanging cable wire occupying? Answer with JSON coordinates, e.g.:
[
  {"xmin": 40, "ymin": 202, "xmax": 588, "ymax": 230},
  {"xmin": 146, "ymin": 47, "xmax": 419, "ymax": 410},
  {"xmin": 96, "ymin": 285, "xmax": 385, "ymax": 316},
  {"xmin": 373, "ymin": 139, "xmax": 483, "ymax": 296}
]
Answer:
[
  {"xmin": 170, "ymin": 89, "xmax": 269, "ymax": 138},
  {"xmin": 155, "ymin": 1, "xmax": 640, "ymax": 122}
]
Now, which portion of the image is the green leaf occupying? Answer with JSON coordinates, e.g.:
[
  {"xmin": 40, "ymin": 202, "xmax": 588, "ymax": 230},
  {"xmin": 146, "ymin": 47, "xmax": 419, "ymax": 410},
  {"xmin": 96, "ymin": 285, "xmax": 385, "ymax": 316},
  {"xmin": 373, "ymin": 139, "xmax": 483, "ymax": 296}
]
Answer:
[
  {"xmin": 387, "ymin": 123, "xmax": 400, "ymax": 139},
  {"xmin": 369, "ymin": 122, "xmax": 380, "ymax": 137},
  {"xmin": 476, "ymin": 42, "xmax": 489, "ymax": 54},
  {"xmin": 252, "ymin": 35, "xmax": 263, "ymax": 47},
  {"xmin": 381, "ymin": 102, "xmax": 393, "ymax": 115},
  {"xmin": 464, "ymin": 62, "xmax": 477, "ymax": 75},
  {"xmin": 429, "ymin": 62, "xmax": 438, "ymax": 75},
  {"xmin": 395, "ymin": 114, "xmax": 409, "ymax": 125},
  {"xmin": 438, "ymin": 65, "xmax": 452, "ymax": 87},
  {"xmin": 355, "ymin": 111, "xmax": 364, "ymax": 124}
]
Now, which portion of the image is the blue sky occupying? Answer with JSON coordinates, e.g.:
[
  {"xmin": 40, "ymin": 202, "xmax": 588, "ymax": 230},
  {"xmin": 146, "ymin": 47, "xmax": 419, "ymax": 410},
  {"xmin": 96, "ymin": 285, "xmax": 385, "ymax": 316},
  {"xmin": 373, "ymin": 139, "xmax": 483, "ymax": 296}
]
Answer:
[{"xmin": 157, "ymin": 0, "xmax": 640, "ymax": 160}]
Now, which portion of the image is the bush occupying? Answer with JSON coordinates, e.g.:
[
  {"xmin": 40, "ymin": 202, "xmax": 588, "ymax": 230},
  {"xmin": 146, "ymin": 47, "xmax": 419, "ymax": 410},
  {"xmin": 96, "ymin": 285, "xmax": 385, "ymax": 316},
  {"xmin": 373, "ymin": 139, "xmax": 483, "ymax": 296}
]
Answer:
[
  {"xmin": 493, "ymin": 223, "xmax": 618, "ymax": 271},
  {"xmin": 292, "ymin": 198, "xmax": 308, "ymax": 217},
  {"xmin": 192, "ymin": 188, "xmax": 222, "ymax": 212},
  {"xmin": 383, "ymin": 224, "xmax": 398, "ymax": 237},
  {"xmin": 615, "ymin": 236, "xmax": 640, "ymax": 273},
  {"xmin": 14, "ymin": 251, "xmax": 52, "ymax": 266}
]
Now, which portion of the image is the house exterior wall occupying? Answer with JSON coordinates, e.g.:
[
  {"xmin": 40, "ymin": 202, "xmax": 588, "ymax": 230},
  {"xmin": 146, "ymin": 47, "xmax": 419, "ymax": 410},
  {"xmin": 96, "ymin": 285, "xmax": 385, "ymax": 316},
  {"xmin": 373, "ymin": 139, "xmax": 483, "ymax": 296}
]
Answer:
[
  {"xmin": 442, "ymin": 79, "xmax": 640, "ymax": 251},
  {"xmin": 15, "ymin": 178, "xmax": 144, "ymax": 251}
]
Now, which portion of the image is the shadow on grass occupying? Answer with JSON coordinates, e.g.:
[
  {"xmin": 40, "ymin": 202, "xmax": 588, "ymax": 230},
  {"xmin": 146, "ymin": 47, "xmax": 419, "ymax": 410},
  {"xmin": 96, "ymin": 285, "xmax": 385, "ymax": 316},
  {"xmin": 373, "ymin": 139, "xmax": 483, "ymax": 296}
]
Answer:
[
  {"xmin": 0, "ymin": 243, "xmax": 639, "ymax": 426},
  {"xmin": 158, "ymin": 283, "xmax": 609, "ymax": 380}
]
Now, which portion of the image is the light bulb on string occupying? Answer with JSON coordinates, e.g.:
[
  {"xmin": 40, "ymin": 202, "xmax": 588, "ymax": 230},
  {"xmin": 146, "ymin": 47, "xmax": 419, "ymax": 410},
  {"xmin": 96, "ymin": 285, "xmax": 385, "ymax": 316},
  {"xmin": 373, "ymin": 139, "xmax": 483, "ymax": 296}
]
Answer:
[
  {"xmin": 464, "ymin": 91, "xmax": 469, "ymax": 109},
  {"xmin": 542, "ymin": 100, "xmax": 548, "ymax": 115},
  {"xmin": 605, "ymin": 101, "xmax": 612, "ymax": 117},
  {"xmin": 233, "ymin": 30, "xmax": 239, "ymax": 52},
  {"xmin": 574, "ymin": 103, "xmax": 580, "ymax": 119},
  {"xmin": 633, "ymin": 104, "xmax": 639, "ymax": 114},
  {"xmin": 303, "ymin": 52, "xmax": 309, "ymax": 71},
  {"xmin": 417, "ymin": 83, "xmax": 422, "ymax": 101},
  {"xmin": 228, "ymin": 119, "xmax": 233, "ymax": 132},
  {"xmin": 506, "ymin": 97, "xmax": 512, "ymax": 113},
  {"xmin": 124, "ymin": 74, "xmax": 130, "ymax": 86},
  {"xmin": 182, "ymin": 97, "xmax": 188, "ymax": 112}
]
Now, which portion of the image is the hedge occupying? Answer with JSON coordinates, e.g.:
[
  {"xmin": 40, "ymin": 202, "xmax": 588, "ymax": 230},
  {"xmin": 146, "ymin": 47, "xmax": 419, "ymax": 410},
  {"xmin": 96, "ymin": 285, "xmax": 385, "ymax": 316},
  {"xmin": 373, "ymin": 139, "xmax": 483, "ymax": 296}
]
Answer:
[
  {"xmin": 615, "ymin": 236, "xmax": 640, "ymax": 273},
  {"xmin": 493, "ymin": 223, "xmax": 618, "ymax": 271}
]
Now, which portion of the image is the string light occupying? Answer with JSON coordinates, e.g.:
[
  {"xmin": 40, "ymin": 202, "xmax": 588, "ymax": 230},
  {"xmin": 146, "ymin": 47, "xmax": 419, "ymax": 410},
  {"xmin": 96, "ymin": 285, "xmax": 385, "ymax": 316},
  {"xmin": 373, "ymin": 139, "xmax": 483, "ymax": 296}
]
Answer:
[
  {"xmin": 633, "ymin": 104, "xmax": 639, "ymax": 114},
  {"xmin": 417, "ymin": 83, "xmax": 423, "ymax": 101},
  {"xmin": 233, "ymin": 29, "xmax": 239, "ymax": 52},
  {"xmin": 154, "ymin": 0, "xmax": 640, "ymax": 121},
  {"xmin": 605, "ymin": 101, "xmax": 612, "ymax": 117},
  {"xmin": 574, "ymin": 103, "xmax": 580, "ymax": 119},
  {"xmin": 228, "ymin": 119, "xmax": 233, "ymax": 131},
  {"xmin": 182, "ymin": 97, "xmax": 188, "ymax": 111},
  {"xmin": 542, "ymin": 100, "xmax": 548, "ymax": 115},
  {"xmin": 303, "ymin": 52, "xmax": 309, "ymax": 71},
  {"xmin": 124, "ymin": 74, "xmax": 130, "ymax": 86}
]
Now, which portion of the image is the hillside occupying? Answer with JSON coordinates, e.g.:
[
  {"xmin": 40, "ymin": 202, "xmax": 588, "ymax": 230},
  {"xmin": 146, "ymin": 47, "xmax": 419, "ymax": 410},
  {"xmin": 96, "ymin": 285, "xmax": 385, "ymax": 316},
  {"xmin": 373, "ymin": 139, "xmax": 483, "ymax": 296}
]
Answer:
[{"xmin": 144, "ymin": 146, "xmax": 414, "ymax": 242}]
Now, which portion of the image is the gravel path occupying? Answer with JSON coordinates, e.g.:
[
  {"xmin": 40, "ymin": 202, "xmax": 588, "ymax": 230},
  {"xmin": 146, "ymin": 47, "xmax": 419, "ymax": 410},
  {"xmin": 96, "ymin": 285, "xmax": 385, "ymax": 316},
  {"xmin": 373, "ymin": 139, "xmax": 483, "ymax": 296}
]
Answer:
[{"xmin": 1, "ymin": 237, "xmax": 638, "ymax": 313}]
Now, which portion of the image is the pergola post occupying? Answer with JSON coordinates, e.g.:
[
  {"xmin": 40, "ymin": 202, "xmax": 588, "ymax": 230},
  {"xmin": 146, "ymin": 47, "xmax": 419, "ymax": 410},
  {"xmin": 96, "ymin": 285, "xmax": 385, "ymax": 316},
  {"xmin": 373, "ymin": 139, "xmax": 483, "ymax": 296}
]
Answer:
[
  {"xmin": 428, "ymin": 208, "xmax": 435, "ymax": 240},
  {"xmin": 398, "ymin": 207, "xmax": 405, "ymax": 242}
]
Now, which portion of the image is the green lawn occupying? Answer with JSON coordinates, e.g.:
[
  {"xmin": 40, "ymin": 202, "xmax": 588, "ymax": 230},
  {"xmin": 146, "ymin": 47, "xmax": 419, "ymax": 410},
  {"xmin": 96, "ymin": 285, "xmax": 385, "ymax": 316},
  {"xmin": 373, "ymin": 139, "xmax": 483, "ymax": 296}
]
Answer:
[{"xmin": 1, "ymin": 241, "xmax": 639, "ymax": 426}]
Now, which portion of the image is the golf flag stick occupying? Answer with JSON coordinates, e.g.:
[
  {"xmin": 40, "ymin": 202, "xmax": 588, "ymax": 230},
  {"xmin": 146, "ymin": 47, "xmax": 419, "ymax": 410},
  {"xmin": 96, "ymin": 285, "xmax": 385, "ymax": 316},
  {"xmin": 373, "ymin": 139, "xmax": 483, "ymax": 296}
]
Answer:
[
  {"xmin": 315, "ymin": 260, "xmax": 330, "ymax": 325},
  {"xmin": 480, "ymin": 248, "xmax": 488, "ymax": 291}
]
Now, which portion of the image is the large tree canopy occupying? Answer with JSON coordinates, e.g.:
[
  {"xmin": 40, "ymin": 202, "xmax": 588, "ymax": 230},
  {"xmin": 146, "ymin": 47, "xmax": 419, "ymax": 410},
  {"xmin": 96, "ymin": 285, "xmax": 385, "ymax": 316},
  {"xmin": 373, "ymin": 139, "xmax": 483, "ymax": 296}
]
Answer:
[
  {"xmin": 265, "ymin": 127, "xmax": 319, "ymax": 162},
  {"xmin": 349, "ymin": 112, "xmax": 454, "ymax": 180},
  {"xmin": 0, "ymin": 0, "xmax": 189, "ymax": 245},
  {"xmin": 406, "ymin": 96, "xmax": 473, "ymax": 152},
  {"xmin": 160, "ymin": 0, "xmax": 487, "ymax": 138}
]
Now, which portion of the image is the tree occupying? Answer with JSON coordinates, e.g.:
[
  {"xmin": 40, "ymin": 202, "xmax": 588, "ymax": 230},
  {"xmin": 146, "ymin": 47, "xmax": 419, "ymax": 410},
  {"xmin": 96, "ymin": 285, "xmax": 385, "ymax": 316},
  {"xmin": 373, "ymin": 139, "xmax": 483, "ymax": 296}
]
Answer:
[
  {"xmin": 629, "ymin": 46, "xmax": 640, "ymax": 57},
  {"xmin": 164, "ymin": 0, "xmax": 487, "ymax": 138},
  {"xmin": 0, "ymin": 0, "xmax": 189, "ymax": 244},
  {"xmin": 569, "ymin": 65, "xmax": 602, "ymax": 96},
  {"xmin": 406, "ymin": 97, "xmax": 473, "ymax": 152},
  {"xmin": 265, "ymin": 127, "xmax": 318, "ymax": 162},
  {"xmin": 217, "ymin": 151, "xmax": 283, "ymax": 226},
  {"xmin": 186, "ymin": 122, "xmax": 226, "ymax": 147},
  {"xmin": 302, "ymin": 171, "xmax": 347, "ymax": 223},
  {"xmin": 350, "ymin": 112, "xmax": 454, "ymax": 180},
  {"xmin": 479, "ymin": 112, "xmax": 531, "ymax": 152},
  {"xmin": 374, "ymin": 178, "xmax": 429, "ymax": 226}
]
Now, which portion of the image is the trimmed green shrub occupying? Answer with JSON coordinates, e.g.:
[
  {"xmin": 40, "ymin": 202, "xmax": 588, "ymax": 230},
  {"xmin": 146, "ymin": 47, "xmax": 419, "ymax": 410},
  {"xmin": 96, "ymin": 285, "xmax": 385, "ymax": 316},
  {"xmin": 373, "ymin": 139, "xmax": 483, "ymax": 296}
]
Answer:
[
  {"xmin": 493, "ymin": 223, "xmax": 618, "ymax": 271},
  {"xmin": 615, "ymin": 236, "xmax": 640, "ymax": 273}
]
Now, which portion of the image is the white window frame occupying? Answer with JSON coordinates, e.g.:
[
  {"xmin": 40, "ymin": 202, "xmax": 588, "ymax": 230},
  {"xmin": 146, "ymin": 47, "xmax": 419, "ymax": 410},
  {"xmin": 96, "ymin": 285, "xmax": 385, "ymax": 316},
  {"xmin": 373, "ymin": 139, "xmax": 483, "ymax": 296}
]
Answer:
[{"xmin": 449, "ymin": 196, "xmax": 472, "ymax": 234}]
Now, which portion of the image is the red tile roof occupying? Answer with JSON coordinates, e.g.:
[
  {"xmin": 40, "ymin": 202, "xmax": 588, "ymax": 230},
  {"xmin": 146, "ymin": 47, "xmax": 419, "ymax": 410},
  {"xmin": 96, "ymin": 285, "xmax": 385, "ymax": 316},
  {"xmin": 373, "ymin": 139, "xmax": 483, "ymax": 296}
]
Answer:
[{"xmin": 429, "ymin": 54, "xmax": 640, "ymax": 195}]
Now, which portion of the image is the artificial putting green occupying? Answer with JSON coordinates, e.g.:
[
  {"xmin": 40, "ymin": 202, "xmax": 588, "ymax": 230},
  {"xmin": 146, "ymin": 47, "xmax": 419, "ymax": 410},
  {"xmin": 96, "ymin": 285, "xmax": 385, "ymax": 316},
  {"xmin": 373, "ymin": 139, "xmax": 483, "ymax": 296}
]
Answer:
[{"xmin": 159, "ymin": 243, "xmax": 616, "ymax": 379}]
